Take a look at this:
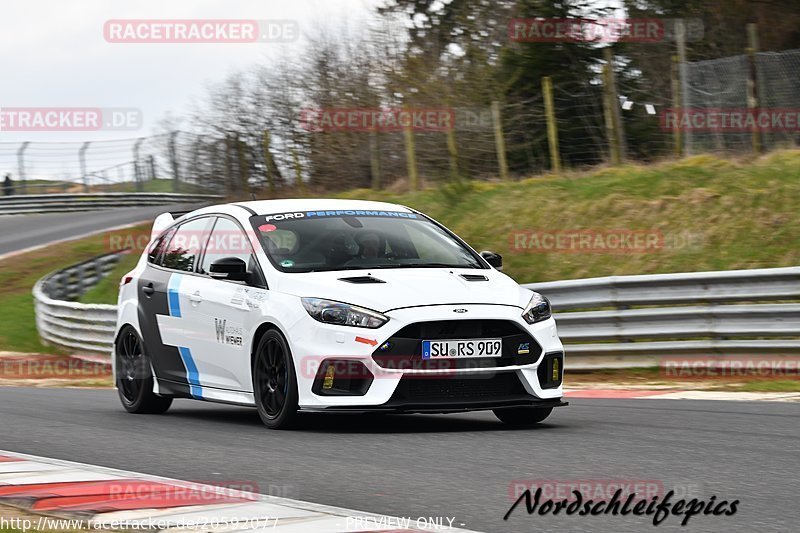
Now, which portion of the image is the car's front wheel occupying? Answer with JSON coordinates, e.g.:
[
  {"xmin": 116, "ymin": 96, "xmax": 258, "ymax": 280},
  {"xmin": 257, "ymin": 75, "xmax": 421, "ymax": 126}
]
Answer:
[
  {"xmin": 116, "ymin": 326, "xmax": 173, "ymax": 414},
  {"xmin": 493, "ymin": 406, "xmax": 553, "ymax": 426},
  {"xmin": 253, "ymin": 329, "xmax": 299, "ymax": 429}
]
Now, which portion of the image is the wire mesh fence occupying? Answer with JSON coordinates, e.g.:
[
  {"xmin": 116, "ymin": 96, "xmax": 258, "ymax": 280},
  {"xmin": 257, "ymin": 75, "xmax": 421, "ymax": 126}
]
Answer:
[{"xmin": 2, "ymin": 47, "xmax": 800, "ymax": 197}]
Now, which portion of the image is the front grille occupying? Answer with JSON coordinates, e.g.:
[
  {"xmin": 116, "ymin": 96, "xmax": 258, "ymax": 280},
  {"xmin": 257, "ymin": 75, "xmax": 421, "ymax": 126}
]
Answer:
[
  {"xmin": 390, "ymin": 372, "xmax": 528, "ymax": 403},
  {"xmin": 372, "ymin": 319, "xmax": 541, "ymax": 370}
]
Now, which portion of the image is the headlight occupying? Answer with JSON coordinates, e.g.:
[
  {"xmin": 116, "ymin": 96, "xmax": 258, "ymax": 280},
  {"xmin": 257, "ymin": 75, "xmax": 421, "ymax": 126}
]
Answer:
[
  {"xmin": 301, "ymin": 298, "xmax": 388, "ymax": 328},
  {"xmin": 522, "ymin": 292, "xmax": 551, "ymax": 324}
]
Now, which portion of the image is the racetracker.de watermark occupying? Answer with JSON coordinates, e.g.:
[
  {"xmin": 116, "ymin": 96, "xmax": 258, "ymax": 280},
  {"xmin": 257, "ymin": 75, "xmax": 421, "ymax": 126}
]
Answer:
[
  {"xmin": 104, "ymin": 19, "xmax": 298, "ymax": 43},
  {"xmin": 508, "ymin": 229, "xmax": 704, "ymax": 254},
  {"xmin": 106, "ymin": 229, "xmax": 258, "ymax": 255},
  {"xmin": 661, "ymin": 108, "xmax": 800, "ymax": 132},
  {"xmin": 508, "ymin": 18, "xmax": 703, "ymax": 43},
  {"xmin": 0, "ymin": 357, "xmax": 110, "ymax": 379},
  {"xmin": 299, "ymin": 108, "xmax": 456, "ymax": 132},
  {"xmin": 661, "ymin": 356, "xmax": 800, "ymax": 378},
  {"xmin": 0, "ymin": 108, "xmax": 142, "ymax": 132},
  {"xmin": 508, "ymin": 479, "xmax": 703, "ymax": 502}
]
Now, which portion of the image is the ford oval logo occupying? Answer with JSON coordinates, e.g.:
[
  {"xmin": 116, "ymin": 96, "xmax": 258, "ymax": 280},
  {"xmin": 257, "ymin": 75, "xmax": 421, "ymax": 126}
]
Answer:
[{"xmin": 453, "ymin": 308, "xmax": 468, "ymax": 313}]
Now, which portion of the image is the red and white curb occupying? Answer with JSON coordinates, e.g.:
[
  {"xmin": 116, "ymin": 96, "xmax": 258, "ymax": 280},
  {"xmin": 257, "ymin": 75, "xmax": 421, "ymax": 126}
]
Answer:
[
  {"xmin": 0, "ymin": 451, "xmax": 479, "ymax": 532},
  {"xmin": 566, "ymin": 389, "xmax": 800, "ymax": 402}
]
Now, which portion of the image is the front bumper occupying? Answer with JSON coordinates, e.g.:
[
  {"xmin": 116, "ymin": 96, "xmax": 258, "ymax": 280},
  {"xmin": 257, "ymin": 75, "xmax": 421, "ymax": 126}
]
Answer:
[{"xmin": 287, "ymin": 303, "xmax": 565, "ymax": 409}]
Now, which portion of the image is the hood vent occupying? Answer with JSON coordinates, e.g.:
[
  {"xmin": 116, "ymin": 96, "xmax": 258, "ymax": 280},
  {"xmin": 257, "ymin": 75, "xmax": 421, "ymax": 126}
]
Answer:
[
  {"xmin": 460, "ymin": 274, "xmax": 489, "ymax": 282},
  {"xmin": 338, "ymin": 276, "xmax": 386, "ymax": 284}
]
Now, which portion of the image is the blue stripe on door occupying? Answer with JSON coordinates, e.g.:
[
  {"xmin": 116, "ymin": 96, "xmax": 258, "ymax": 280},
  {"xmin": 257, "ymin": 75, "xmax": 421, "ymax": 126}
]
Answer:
[
  {"xmin": 179, "ymin": 346, "xmax": 203, "ymax": 399},
  {"xmin": 167, "ymin": 274, "xmax": 182, "ymax": 318},
  {"xmin": 167, "ymin": 274, "xmax": 202, "ymax": 399}
]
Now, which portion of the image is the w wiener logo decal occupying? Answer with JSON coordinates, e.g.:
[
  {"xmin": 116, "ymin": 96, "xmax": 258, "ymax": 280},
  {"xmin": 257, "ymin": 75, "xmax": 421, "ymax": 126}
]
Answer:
[{"xmin": 215, "ymin": 318, "xmax": 243, "ymax": 347}]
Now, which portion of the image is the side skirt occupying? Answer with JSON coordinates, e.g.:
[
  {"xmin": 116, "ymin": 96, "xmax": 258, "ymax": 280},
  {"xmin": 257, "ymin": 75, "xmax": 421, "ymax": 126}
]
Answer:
[{"xmin": 156, "ymin": 379, "xmax": 255, "ymax": 407}]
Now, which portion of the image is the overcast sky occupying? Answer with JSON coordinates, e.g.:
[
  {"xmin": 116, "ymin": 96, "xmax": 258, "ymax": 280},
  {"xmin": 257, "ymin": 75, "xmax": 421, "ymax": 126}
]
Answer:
[{"xmin": 0, "ymin": 0, "xmax": 380, "ymax": 143}]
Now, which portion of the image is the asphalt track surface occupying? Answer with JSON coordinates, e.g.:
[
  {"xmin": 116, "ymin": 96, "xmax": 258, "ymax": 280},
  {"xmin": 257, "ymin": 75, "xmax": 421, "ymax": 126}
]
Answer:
[
  {"xmin": 0, "ymin": 387, "xmax": 796, "ymax": 532},
  {"xmin": 0, "ymin": 203, "xmax": 205, "ymax": 256}
]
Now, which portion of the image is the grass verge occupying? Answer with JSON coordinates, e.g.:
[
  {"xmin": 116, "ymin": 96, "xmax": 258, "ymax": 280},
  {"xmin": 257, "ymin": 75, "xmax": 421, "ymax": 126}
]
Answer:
[{"xmin": 0, "ymin": 224, "xmax": 149, "ymax": 353}]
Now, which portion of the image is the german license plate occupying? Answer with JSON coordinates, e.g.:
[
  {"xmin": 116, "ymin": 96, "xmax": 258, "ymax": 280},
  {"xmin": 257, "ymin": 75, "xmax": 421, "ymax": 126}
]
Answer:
[{"xmin": 421, "ymin": 339, "xmax": 503, "ymax": 359}]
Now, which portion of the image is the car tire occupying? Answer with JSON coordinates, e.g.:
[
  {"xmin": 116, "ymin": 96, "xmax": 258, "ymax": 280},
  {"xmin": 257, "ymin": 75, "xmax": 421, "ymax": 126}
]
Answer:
[
  {"xmin": 493, "ymin": 406, "xmax": 553, "ymax": 426},
  {"xmin": 253, "ymin": 328, "xmax": 300, "ymax": 429},
  {"xmin": 115, "ymin": 325, "xmax": 173, "ymax": 414}
]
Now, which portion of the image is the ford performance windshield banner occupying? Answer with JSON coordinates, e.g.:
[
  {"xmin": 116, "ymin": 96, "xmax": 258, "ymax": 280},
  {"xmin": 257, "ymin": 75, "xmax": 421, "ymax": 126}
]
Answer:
[{"xmin": 262, "ymin": 210, "xmax": 419, "ymax": 222}]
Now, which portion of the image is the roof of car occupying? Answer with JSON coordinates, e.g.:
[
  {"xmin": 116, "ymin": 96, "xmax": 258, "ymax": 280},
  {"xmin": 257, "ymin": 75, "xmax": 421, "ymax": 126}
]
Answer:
[{"xmin": 229, "ymin": 198, "xmax": 414, "ymax": 216}]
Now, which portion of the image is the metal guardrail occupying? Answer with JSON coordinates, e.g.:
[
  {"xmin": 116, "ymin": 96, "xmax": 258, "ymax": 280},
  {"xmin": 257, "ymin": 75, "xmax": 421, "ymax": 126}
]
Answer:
[
  {"xmin": 1, "ymin": 192, "xmax": 223, "ymax": 215},
  {"xmin": 524, "ymin": 267, "xmax": 800, "ymax": 365},
  {"xmin": 32, "ymin": 261, "xmax": 800, "ymax": 362},
  {"xmin": 524, "ymin": 267, "xmax": 800, "ymax": 310},
  {"xmin": 33, "ymin": 253, "xmax": 122, "ymax": 354}
]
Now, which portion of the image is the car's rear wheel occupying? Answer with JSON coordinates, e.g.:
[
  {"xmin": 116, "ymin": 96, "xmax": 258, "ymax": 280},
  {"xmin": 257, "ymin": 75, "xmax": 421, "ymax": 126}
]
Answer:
[
  {"xmin": 493, "ymin": 406, "xmax": 553, "ymax": 426},
  {"xmin": 116, "ymin": 326, "xmax": 172, "ymax": 414},
  {"xmin": 253, "ymin": 329, "xmax": 299, "ymax": 429}
]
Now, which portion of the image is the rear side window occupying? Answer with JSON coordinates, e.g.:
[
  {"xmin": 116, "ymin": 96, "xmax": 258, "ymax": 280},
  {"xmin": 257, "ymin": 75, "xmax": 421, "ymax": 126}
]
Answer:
[
  {"xmin": 147, "ymin": 230, "xmax": 172, "ymax": 264},
  {"xmin": 161, "ymin": 217, "xmax": 214, "ymax": 272}
]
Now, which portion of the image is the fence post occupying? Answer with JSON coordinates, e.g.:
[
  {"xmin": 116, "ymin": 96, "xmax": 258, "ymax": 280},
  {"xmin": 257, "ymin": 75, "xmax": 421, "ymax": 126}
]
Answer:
[
  {"xmin": 168, "ymin": 131, "xmax": 180, "ymax": 193},
  {"xmin": 602, "ymin": 65, "xmax": 621, "ymax": 166},
  {"xmin": 403, "ymin": 109, "xmax": 419, "ymax": 190},
  {"xmin": 16, "ymin": 142, "xmax": 29, "ymax": 195},
  {"xmin": 491, "ymin": 101, "xmax": 509, "ymax": 180},
  {"xmin": 133, "ymin": 138, "xmax": 144, "ymax": 192},
  {"xmin": 237, "ymin": 138, "xmax": 250, "ymax": 196},
  {"xmin": 670, "ymin": 55, "xmax": 683, "ymax": 157},
  {"xmin": 676, "ymin": 19, "xmax": 691, "ymax": 156},
  {"xmin": 603, "ymin": 49, "xmax": 625, "ymax": 164},
  {"xmin": 292, "ymin": 148, "xmax": 305, "ymax": 192},
  {"xmin": 225, "ymin": 134, "xmax": 237, "ymax": 195},
  {"xmin": 445, "ymin": 125, "xmax": 460, "ymax": 183},
  {"xmin": 262, "ymin": 130, "xmax": 277, "ymax": 195},
  {"xmin": 370, "ymin": 131, "xmax": 383, "ymax": 190},
  {"xmin": 542, "ymin": 77, "xmax": 561, "ymax": 173},
  {"xmin": 78, "ymin": 142, "xmax": 90, "ymax": 192},
  {"xmin": 746, "ymin": 23, "xmax": 761, "ymax": 154}
]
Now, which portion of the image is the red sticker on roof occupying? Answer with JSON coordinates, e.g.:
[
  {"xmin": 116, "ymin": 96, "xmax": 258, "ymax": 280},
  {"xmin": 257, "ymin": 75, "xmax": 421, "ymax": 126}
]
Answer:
[{"xmin": 259, "ymin": 224, "xmax": 277, "ymax": 232}]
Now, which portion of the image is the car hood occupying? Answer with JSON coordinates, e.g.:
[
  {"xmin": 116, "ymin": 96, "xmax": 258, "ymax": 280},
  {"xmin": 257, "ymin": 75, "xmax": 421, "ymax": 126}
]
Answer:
[{"xmin": 273, "ymin": 268, "xmax": 530, "ymax": 313}]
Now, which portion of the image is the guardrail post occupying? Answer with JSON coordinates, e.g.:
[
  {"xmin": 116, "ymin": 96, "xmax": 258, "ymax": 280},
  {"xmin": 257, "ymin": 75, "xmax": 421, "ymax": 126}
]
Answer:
[
  {"xmin": 78, "ymin": 142, "xmax": 91, "ymax": 193},
  {"xmin": 16, "ymin": 142, "xmax": 30, "ymax": 195}
]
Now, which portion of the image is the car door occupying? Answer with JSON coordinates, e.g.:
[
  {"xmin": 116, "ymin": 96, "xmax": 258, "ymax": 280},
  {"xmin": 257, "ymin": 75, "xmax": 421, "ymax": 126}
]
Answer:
[
  {"xmin": 138, "ymin": 216, "xmax": 213, "ymax": 398},
  {"xmin": 178, "ymin": 215, "xmax": 268, "ymax": 392}
]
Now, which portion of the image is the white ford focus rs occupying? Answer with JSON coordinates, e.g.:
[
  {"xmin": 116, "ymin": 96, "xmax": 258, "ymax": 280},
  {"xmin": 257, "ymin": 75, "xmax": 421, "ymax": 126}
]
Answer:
[{"xmin": 114, "ymin": 199, "xmax": 566, "ymax": 429}]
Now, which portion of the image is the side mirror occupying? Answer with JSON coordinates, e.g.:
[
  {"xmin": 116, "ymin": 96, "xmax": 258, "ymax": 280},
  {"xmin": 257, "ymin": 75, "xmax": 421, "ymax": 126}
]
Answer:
[
  {"xmin": 209, "ymin": 257, "xmax": 249, "ymax": 281},
  {"xmin": 480, "ymin": 250, "xmax": 503, "ymax": 271}
]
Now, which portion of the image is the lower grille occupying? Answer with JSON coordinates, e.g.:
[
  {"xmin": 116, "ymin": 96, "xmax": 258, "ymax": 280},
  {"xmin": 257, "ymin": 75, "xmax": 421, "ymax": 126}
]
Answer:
[{"xmin": 390, "ymin": 372, "xmax": 528, "ymax": 403}]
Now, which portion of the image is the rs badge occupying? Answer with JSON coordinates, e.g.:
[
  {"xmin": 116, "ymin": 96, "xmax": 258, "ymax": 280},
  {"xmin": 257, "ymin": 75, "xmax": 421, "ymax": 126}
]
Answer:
[{"xmin": 517, "ymin": 342, "xmax": 530, "ymax": 355}]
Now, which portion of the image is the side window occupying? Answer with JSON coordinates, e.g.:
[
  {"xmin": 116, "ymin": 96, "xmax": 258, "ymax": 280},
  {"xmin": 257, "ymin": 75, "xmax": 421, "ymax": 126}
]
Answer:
[
  {"xmin": 147, "ymin": 230, "xmax": 172, "ymax": 264},
  {"xmin": 161, "ymin": 218, "xmax": 213, "ymax": 272},
  {"xmin": 200, "ymin": 217, "xmax": 256, "ymax": 275}
]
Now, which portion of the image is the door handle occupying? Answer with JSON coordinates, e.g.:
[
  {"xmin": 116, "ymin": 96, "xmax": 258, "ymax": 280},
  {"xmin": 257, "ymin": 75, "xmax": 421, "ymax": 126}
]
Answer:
[
  {"xmin": 142, "ymin": 283, "xmax": 155, "ymax": 297},
  {"xmin": 189, "ymin": 291, "xmax": 203, "ymax": 304}
]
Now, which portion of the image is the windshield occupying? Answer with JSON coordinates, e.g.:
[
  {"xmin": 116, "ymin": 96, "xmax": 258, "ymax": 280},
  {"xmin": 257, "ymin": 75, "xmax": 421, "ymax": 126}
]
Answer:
[{"xmin": 250, "ymin": 210, "xmax": 485, "ymax": 273}]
